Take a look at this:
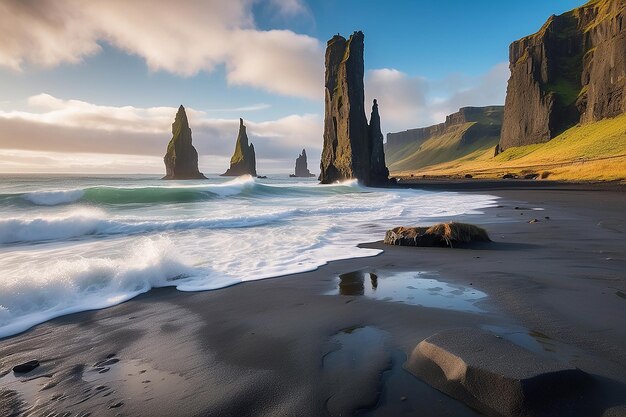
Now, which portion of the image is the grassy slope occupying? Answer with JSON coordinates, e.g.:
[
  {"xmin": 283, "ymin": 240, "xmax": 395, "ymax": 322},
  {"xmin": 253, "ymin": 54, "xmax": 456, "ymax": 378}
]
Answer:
[
  {"xmin": 387, "ymin": 122, "xmax": 500, "ymax": 172},
  {"xmin": 391, "ymin": 114, "xmax": 626, "ymax": 181}
]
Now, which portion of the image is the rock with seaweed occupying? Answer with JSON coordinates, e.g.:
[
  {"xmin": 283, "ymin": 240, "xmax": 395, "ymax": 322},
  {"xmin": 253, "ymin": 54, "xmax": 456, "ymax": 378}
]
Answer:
[
  {"xmin": 163, "ymin": 105, "xmax": 206, "ymax": 180},
  {"xmin": 384, "ymin": 222, "xmax": 491, "ymax": 247},
  {"xmin": 222, "ymin": 118, "xmax": 257, "ymax": 177}
]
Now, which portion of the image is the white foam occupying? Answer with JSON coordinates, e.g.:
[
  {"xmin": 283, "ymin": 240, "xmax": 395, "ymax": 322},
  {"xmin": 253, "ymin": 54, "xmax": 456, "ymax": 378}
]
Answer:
[
  {"xmin": 23, "ymin": 189, "xmax": 84, "ymax": 205},
  {"xmin": 0, "ymin": 207, "xmax": 313, "ymax": 244},
  {"xmin": 0, "ymin": 237, "xmax": 239, "ymax": 338},
  {"xmin": 0, "ymin": 177, "xmax": 500, "ymax": 339},
  {"xmin": 0, "ymin": 208, "xmax": 107, "ymax": 244}
]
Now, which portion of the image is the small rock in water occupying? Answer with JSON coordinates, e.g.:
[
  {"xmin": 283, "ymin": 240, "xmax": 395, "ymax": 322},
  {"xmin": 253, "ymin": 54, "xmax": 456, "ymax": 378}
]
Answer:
[
  {"xmin": 13, "ymin": 360, "xmax": 40, "ymax": 373},
  {"xmin": 400, "ymin": 396, "xmax": 407, "ymax": 401}
]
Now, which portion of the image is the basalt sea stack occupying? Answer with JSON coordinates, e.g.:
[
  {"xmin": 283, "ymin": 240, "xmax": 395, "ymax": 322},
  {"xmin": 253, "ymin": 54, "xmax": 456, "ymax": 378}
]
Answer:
[
  {"xmin": 163, "ymin": 105, "xmax": 206, "ymax": 180},
  {"xmin": 292, "ymin": 149, "xmax": 315, "ymax": 177},
  {"xmin": 498, "ymin": 0, "xmax": 626, "ymax": 152},
  {"xmin": 319, "ymin": 31, "xmax": 389, "ymax": 185},
  {"xmin": 222, "ymin": 118, "xmax": 257, "ymax": 177},
  {"xmin": 368, "ymin": 99, "xmax": 389, "ymax": 184}
]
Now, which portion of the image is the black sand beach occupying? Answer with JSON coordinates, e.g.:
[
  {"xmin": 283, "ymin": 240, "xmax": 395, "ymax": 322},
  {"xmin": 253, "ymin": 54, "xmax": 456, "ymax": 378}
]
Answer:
[{"xmin": 1, "ymin": 183, "xmax": 625, "ymax": 416}]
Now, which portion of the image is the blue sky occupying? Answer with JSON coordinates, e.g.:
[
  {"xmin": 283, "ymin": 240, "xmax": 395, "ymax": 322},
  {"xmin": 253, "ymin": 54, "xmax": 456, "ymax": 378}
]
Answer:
[{"xmin": 0, "ymin": 0, "xmax": 585, "ymax": 173}]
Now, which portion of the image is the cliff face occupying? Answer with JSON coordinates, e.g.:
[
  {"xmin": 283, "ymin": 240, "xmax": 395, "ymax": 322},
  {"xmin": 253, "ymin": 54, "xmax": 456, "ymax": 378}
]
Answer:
[
  {"xmin": 319, "ymin": 31, "xmax": 390, "ymax": 185},
  {"xmin": 221, "ymin": 118, "xmax": 257, "ymax": 177},
  {"xmin": 293, "ymin": 149, "xmax": 315, "ymax": 177},
  {"xmin": 387, "ymin": 106, "xmax": 504, "ymax": 153},
  {"xmin": 163, "ymin": 105, "xmax": 206, "ymax": 180},
  {"xmin": 385, "ymin": 106, "xmax": 503, "ymax": 173},
  {"xmin": 499, "ymin": 0, "xmax": 625, "ymax": 151},
  {"xmin": 578, "ymin": 0, "xmax": 626, "ymax": 123}
]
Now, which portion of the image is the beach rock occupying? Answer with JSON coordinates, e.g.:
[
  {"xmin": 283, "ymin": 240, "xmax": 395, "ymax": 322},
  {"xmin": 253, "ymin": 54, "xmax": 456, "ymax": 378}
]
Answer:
[
  {"xmin": 319, "ymin": 31, "xmax": 390, "ymax": 186},
  {"xmin": 222, "ymin": 118, "xmax": 257, "ymax": 177},
  {"xmin": 406, "ymin": 328, "xmax": 591, "ymax": 417},
  {"xmin": 499, "ymin": 0, "xmax": 626, "ymax": 151},
  {"xmin": 13, "ymin": 360, "xmax": 40, "ymax": 373},
  {"xmin": 292, "ymin": 149, "xmax": 315, "ymax": 177},
  {"xmin": 163, "ymin": 105, "xmax": 206, "ymax": 180},
  {"xmin": 384, "ymin": 222, "xmax": 491, "ymax": 248}
]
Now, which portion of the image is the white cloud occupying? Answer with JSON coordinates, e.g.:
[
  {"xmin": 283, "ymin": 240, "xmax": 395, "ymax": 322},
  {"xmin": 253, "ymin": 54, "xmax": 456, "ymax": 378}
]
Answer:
[
  {"xmin": 0, "ymin": 0, "xmax": 323, "ymax": 99},
  {"xmin": 365, "ymin": 62, "xmax": 510, "ymax": 135},
  {"xmin": 365, "ymin": 69, "xmax": 428, "ymax": 129},
  {"xmin": 0, "ymin": 149, "xmax": 166, "ymax": 174},
  {"xmin": 267, "ymin": 0, "xmax": 311, "ymax": 17},
  {"xmin": 0, "ymin": 94, "xmax": 322, "ymax": 174}
]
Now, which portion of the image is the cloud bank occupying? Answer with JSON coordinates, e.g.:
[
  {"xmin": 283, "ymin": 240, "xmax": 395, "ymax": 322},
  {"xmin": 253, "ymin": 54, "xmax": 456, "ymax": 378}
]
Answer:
[
  {"xmin": 0, "ymin": 0, "xmax": 323, "ymax": 99},
  {"xmin": 365, "ymin": 62, "xmax": 510, "ymax": 134},
  {"xmin": 0, "ymin": 94, "xmax": 322, "ymax": 174}
]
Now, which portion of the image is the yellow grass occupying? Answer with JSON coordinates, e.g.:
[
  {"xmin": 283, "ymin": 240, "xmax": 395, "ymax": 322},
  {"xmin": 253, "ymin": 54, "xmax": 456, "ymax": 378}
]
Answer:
[
  {"xmin": 388, "ymin": 122, "xmax": 499, "ymax": 172},
  {"xmin": 392, "ymin": 113, "xmax": 626, "ymax": 182}
]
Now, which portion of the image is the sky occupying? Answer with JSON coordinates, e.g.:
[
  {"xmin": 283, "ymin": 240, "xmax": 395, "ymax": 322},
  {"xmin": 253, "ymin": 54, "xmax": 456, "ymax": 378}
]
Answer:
[{"xmin": 0, "ymin": 0, "xmax": 585, "ymax": 174}]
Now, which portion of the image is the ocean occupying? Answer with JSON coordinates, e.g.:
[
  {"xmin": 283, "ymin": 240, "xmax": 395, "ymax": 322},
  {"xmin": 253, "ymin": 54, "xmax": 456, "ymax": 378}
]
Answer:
[{"xmin": 0, "ymin": 174, "xmax": 498, "ymax": 338}]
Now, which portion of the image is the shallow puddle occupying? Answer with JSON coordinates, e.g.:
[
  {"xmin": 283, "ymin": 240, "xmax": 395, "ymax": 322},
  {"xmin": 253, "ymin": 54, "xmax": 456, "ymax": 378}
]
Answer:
[
  {"xmin": 482, "ymin": 325, "xmax": 583, "ymax": 363},
  {"xmin": 328, "ymin": 271, "xmax": 487, "ymax": 312},
  {"xmin": 323, "ymin": 326, "xmax": 389, "ymax": 371},
  {"xmin": 322, "ymin": 326, "xmax": 390, "ymax": 415}
]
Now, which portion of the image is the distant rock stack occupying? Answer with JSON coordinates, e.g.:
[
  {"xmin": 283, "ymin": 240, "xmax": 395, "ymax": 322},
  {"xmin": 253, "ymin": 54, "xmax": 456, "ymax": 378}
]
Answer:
[
  {"xmin": 221, "ymin": 118, "xmax": 257, "ymax": 177},
  {"xmin": 162, "ymin": 105, "xmax": 206, "ymax": 180},
  {"xmin": 319, "ymin": 31, "xmax": 390, "ymax": 186},
  {"xmin": 368, "ymin": 99, "xmax": 390, "ymax": 185},
  {"xmin": 292, "ymin": 149, "xmax": 315, "ymax": 177}
]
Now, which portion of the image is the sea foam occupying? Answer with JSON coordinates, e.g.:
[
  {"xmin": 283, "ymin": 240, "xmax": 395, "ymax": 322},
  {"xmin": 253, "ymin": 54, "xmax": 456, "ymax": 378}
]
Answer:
[
  {"xmin": 0, "ymin": 237, "xmax": 238, "ymax": 338},
  {"xmin": 0, "ymin": 175, "xmax": 499, "ymax": 338}
]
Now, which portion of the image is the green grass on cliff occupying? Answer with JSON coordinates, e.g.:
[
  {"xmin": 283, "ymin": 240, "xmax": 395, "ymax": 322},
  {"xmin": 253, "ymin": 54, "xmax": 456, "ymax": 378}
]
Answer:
[
  {"xmin": 387, "ymin": 122, "xmax": 500, "ymax": 172},
  {"xmin": 392, "ymin": 113, "xmax": 626, "ymax": 182}
]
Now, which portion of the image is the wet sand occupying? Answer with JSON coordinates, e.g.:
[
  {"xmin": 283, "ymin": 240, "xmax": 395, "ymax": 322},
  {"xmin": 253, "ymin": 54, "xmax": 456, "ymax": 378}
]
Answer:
[{"xmin": 1, "ymin": 183, "xmax": 625, "ymax": 416}]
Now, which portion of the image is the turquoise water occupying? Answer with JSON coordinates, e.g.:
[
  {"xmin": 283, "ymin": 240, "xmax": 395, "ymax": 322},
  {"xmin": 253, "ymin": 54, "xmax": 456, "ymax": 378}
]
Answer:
[{"xmin": 0, "ymin": 174, "xmax": 498, "ymax": 338}]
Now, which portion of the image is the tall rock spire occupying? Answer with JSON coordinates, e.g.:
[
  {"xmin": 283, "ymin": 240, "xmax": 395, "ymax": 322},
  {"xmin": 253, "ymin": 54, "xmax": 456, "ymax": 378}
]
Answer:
[
  {"xmin": 319, "ymin": 31, "xmax": 390, "ymax": 186},
  {"xmin": 163, "ymin": 105, "xmax": 206, "ymax": 180},
  {"xmin": 221, "ymin": 118, "xmax": 257, "ymax": 177},
  {"xmin": 368, "ymin": 99, "xmax": 389, "ymax": 185}
]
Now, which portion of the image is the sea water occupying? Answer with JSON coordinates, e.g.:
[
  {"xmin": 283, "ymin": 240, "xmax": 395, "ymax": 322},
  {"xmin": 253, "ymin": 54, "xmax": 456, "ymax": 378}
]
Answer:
[{"xmin": 0, "ymin": 174, "xmax": 498, "ymax": 338}]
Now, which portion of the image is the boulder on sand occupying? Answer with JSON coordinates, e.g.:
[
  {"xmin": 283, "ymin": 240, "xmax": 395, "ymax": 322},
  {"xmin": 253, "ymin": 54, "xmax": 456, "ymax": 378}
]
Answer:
[
  {"xmin": 384, "ymin": 222, "xmax": 490, "ymax": 247},
  {"xmin": 406, "ymin": 328, "xmax": 591, "ymax": 417}
]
